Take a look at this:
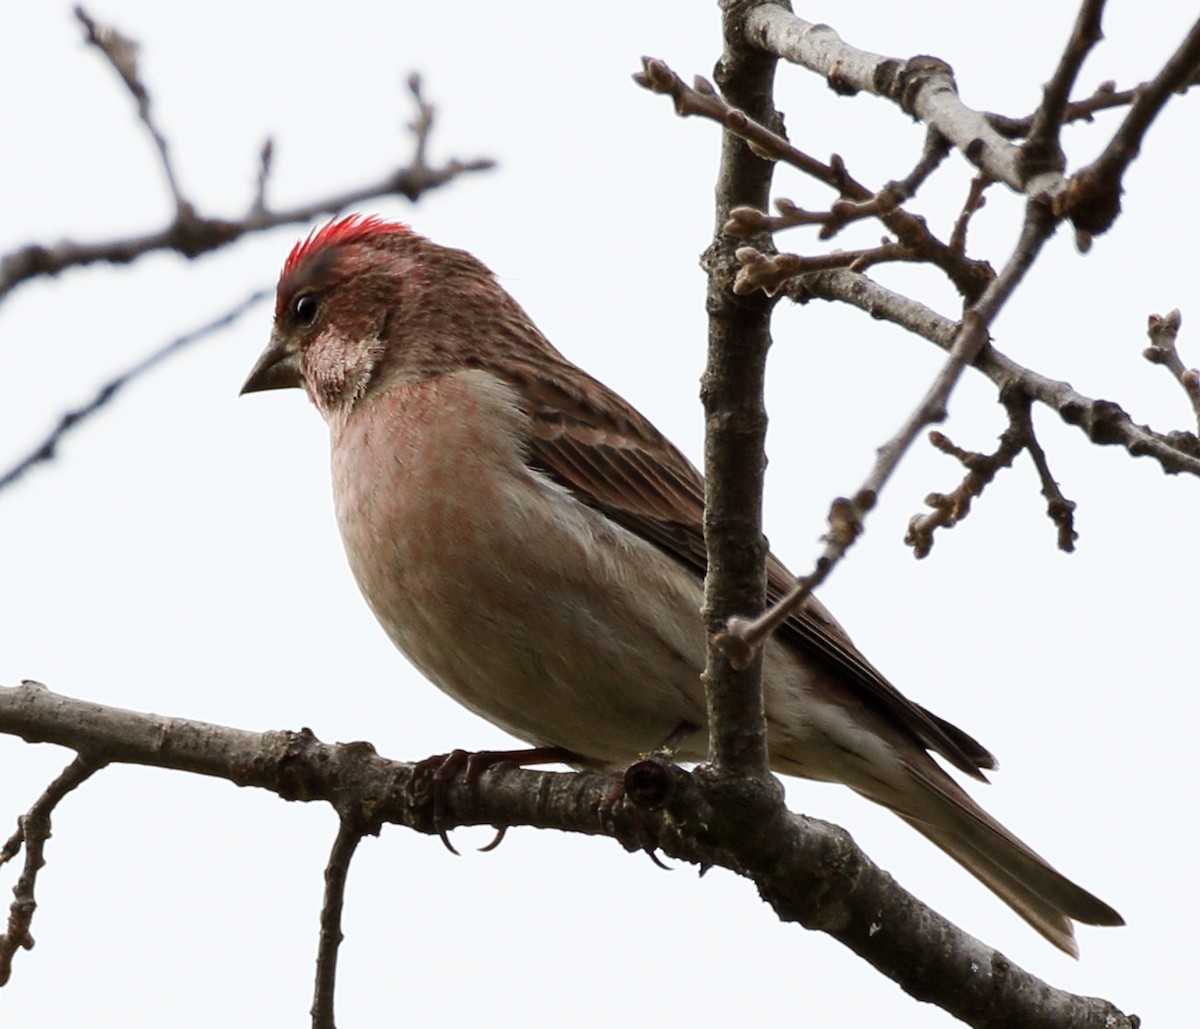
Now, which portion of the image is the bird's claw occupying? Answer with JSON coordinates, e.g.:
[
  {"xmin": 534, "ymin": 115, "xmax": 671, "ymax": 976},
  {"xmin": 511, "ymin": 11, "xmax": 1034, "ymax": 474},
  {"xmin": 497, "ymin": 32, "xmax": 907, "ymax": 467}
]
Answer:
[
  {"xmin": 410, "ymin": 748, "xmax": 473, "ymax": 853},
  {"xmin": 600, "ymin": 773, "xmax": 672, "ymax": 870},
  {"xmin": 644, "ymin": 848, "xmax": 672, "ymax": 871},
  {"xmin": 410, "ymin": 746, "xmax": 575, "ymax": 853},
  {"xmin": 478, "ymin": 826, "xmax": 507, "ymax": 852}
]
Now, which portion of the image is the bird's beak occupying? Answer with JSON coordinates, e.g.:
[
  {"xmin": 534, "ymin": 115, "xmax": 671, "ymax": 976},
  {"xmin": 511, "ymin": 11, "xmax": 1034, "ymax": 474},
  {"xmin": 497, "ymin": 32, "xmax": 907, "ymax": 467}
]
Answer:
[{"xmin": 240, "ymin": 334, "xmax": 302, "ymax": 394}]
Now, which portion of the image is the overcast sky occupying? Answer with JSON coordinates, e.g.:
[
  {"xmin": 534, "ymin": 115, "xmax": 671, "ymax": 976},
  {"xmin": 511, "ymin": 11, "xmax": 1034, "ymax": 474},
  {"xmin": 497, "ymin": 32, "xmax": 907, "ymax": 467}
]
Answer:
[{"xmin": 2, "ymin": 2, "xmax": 1197, "ymax": 1026}]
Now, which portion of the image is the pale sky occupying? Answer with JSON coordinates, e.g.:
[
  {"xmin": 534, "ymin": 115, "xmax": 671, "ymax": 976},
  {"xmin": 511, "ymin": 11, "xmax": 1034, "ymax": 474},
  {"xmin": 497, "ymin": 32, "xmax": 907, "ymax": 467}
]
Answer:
[{"xmin": 2, "ymin": 2, "xmax": 1197, "ymax": 1026}]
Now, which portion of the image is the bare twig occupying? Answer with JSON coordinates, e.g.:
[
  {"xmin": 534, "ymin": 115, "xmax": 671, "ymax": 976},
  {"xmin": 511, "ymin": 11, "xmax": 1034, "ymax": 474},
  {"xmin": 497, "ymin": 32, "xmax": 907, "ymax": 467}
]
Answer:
[
  {"xmin": 635, "ymin": 58, "xmax": 846, "ymax": 184},
  {"xmin": 887, "ymin": 126, "xmax": 954, "ymax": 203},
  {"xmin": 1014, "ymin": 395, "xmax": 1080, "ymax": 552},
  {"xmin": 904, "ymin": 390, "xmax": 1077, "ymax": 557},
  {"xmin": 795, "ymin": 268, "xmax": 1200, "ymax": 477},
  {"xmin": 949, "ymin": 174, "xmax": 993, "ymax": 255},
  {"xmin": 905, "ymin": 426, "xmax": 1027, "ymax": 558},
  {"xmin": 746, "ymin": 1, "xmax": 1200, "ymax": 231},
  {"xmin": 0, "ymin": 17, "xmax": 494, "ymax": 305},
  {"xmin": 635, "ymin": 57, "xmax": 993, "ymax": 301},
  {"xmin": 311, "ymin": 819, "xmax": 365, "ymax": 1029},
  {"xmin": 406, "ymin": 73, "xmax": 434, "ymax": 171},
  {"xmin": 1022, "ymin": 0, "xmax": 1108, "ymax": 175},
  {"xmin": 75, "ymin": 5, "xmax": 190, "ymax": 217},
  {"xmin": 250, "ymin": 138, "xmax": 274, "ymax": 216},
  {"xmin": 0, "ymin": 288, "xmax": 271, "ymax": 494},
  {"xmin": 719, "ymin": 198, "xmax": 1059, "ymax": 663},
  {"xmin": 0, "ymin": 141, "xmax": 493, "ymax": 303},
  {"xmin": 724, "ymin": 198, "xmax": 839, "ymax": 238},
  {"xmin": 726, "ymin": 187, "xmax": 913, "ymax": 244},
  {"xmin": 1062, "ymin": 15, "xmax": 1200, "ymax": 245},
  {"xmin": 733, "ymin": 243, "xmax": 915, "ymax": 295},
  {"xmin": 729, "ymin": 129, "xmax": 951, "ymax": 243},
  {"xmin": 989, "ymin": 80, "xmax": 1126, "ymax": 138},
  {"xmin": 0, "ymin": 746, "xmax": 107, "ymax": 986},
  {"xmin": 1144, "ymin": 309, "xmax": 1200, "ymax": 432}
]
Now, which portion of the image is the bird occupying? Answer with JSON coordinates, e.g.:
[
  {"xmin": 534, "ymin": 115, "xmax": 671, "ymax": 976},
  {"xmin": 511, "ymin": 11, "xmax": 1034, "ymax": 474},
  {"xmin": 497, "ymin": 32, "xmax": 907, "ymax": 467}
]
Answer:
[{"xmin": 241, "ymin": 213, "xmax": 1122, "ymax": 955}]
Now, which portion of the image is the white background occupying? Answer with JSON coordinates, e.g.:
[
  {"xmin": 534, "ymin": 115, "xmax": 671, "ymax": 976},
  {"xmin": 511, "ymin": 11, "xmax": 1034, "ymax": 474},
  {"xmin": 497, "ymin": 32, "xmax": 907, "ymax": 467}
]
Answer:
[{"xmin": 2, "ymin": 2, "xmax": 1196, "ymax": 1026}]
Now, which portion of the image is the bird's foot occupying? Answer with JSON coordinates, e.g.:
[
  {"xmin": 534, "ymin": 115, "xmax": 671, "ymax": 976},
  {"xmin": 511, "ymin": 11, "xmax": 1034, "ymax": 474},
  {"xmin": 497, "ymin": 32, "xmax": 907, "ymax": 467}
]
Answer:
[
  {"xmin": 642, "ymin": 720, "xmax": 699, "ymax": 762},
  {"xmin": 409, "ymin": 746, "xmax": 578, "ymax": 854}
]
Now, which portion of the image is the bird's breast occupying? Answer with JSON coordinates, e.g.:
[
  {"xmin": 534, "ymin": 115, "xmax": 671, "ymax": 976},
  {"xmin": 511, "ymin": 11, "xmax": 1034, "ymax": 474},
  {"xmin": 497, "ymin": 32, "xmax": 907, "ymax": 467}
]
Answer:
[{"xmin": 328, "ymin": 369, "xmax": 710, "ymax": 764}]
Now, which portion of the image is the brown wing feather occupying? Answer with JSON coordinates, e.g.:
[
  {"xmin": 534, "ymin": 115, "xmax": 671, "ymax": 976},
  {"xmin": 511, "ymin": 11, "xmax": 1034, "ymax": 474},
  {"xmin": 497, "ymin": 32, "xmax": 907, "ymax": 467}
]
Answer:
[{"xmin": 486, "ymin": 350, "xmax": 996, "ymax": 780}]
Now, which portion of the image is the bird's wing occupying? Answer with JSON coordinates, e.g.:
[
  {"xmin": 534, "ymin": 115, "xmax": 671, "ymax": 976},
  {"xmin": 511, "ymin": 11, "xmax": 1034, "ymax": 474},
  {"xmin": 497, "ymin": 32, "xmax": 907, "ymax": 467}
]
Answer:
[{"xmin": 494, "ymin": 353, "xmax": 996, "ymax": 780}]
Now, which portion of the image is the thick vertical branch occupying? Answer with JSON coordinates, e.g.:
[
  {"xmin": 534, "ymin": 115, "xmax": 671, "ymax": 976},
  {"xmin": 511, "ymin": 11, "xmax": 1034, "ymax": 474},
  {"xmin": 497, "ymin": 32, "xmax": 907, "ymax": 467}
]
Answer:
[{"xmin": 699, "ymin": 0, "xmax": 782, "ymax": 778}]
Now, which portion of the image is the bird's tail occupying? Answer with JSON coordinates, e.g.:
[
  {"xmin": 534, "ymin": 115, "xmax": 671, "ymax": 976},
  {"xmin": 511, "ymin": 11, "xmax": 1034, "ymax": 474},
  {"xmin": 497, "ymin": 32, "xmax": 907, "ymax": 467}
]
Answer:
[{"xmin": 864, "ymin": 766, "xmax": 1123, "ymax": 956}]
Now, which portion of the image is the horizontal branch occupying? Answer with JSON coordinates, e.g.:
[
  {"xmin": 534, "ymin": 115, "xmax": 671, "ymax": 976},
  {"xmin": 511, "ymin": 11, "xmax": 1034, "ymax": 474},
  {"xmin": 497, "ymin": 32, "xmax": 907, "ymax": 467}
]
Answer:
[
  {"xmin": 743, "ymin": 6, "xmax": 1037, "ymax": 193},
  {"xmin": 0, "ymin": 158, "xmax": 492, "ymax": 305},
  {"xmin": 0, "ymin": 681, "xmax": 1134, "ymax": 1028},
  {"xmin": 743, "ymin": 4, "xmax": 1200, "ymax": 248},
  {"xmin": 0, "ymin": 10, "xmax": 494, "ymax": 305},
  {"xmin": 795, "ymin": 268, "xmax": 1200, "ymax": 478}
]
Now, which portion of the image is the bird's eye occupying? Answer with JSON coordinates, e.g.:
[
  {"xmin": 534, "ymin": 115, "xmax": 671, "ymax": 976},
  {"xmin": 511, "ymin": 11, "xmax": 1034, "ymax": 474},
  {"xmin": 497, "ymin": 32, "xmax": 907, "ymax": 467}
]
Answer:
[{"xmin": 293, "ymin": 293, "xmax": 319, "ymax": 326}]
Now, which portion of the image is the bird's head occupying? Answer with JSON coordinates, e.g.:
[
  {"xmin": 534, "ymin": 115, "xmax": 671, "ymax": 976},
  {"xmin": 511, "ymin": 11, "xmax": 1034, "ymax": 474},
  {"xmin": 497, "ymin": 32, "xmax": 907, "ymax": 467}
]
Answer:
[{"xmin": 241, "ymin": 214, "xmax": 536, "ymax": 423}]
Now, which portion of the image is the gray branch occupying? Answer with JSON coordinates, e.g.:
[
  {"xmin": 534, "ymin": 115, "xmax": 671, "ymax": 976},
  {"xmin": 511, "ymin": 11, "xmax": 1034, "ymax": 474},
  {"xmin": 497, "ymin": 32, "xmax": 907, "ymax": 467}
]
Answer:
[
  {"xmin": 0, "ymin": 681, "xmax": 1137, "ymax": 1029},
  {"xmin": 797, "ymin": 269, "xmax": 1200, "ymax": 478},
  {"xmin": 0, "ymin": 12, "xmax": 494, "ymax": 306}
]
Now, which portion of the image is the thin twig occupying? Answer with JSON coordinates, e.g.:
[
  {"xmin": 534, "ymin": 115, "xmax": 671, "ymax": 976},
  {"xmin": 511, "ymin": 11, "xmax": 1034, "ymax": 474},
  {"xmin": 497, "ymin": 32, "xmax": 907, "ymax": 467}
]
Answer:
[
  {"xmin": 724, "ymin": 199, "xmax": 839, "ymax": 238},
  {"xmin": 406, "ymin": 73, "xmax": 434, "ymax": 172},
  {"xmin": 904, "ymin": 424, "xmax": 1027, "ymax": 558},
  {"xmin": 311, "ymin": 818, "xmax": 364, "ymax": 1029},
  {"xmin": 635, "ymin": 58, "xmax": 845, "ymax": 184},
  {"xmin": 250, "ymin": 138, "xmax": 274, "ymax": 216},
  {"xmin": 1063, "ymin": 14, "xmax": 1200, "ymax": 244},
  {"xmin": 1144, "ymin": 309, "xmax": 1200, "ymax": 432},
  {"xmin": 1023, "ymin": 0, "xmax": 1109, "ymax": 174},
  {"xmin": 719, "ymin": 199, "xmax": 1059, "ymax": 664},
  {"xmin": 729, "ymin": 129, "xmax": 950, "ymax": 242},
  {"xmin": 989, "ymin": 80, "xmax": 1129, "ymax": 138},
  {"xmin": 635, "ymin": 57, "xmax": 993, "ymax": 301},
  {"xmin": 75, "ymin": 5, "xmax": 190, "ymax": 217},
  {"xmin": 949, "ymin": 174, "xmax": 993, "ymax": 255},
  {"xmin": 0, "ymin": 288, "xmax": 271, "ymax": 494},
  {"xmin": 887, "ymin": 126, "xmax": 954, "ymax": 202},
  {"xmin": 0, "ymin": 746, "xmax": 107, "ymax": 987},
  {"xmin": 0, "ymin": 142, "xmax": 493, "ymax": 302},
  {"xmin": 1011, "ymin": 394, "xmax": 1079, "ymax": 552},
  {"xmin": 0, "ymin": 152, "xmax": 494, "ymax": 305},
  {"xmin": 0, "ymin": 19, "xmax": 494, "ymax": 306},
  {"xmin": 733, "ymin": 243, "xmax": 916, "ymax": 295},
  {"xmin": 904, "ymin": 390, "xmax": 1077, "ymax": 557},
  {"xmin": 795, "ymin": 267, "xmax": 1200, "ymax": 477}
]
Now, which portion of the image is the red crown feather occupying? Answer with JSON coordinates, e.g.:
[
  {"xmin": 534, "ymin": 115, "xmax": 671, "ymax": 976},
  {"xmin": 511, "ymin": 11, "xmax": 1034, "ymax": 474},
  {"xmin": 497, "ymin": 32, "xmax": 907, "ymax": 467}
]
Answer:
[{"xmin": 281, "ymin": 214, "xmax": 411, "ymax": 281}]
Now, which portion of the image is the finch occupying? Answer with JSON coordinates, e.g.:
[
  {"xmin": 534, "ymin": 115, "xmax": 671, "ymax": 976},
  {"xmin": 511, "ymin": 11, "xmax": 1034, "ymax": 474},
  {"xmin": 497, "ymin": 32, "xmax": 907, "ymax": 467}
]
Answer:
[{"xmin": 242, "ymin": 214, "xmax": 1121, "ymax": 954}]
